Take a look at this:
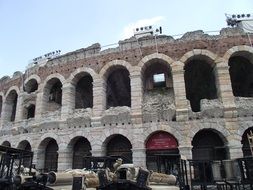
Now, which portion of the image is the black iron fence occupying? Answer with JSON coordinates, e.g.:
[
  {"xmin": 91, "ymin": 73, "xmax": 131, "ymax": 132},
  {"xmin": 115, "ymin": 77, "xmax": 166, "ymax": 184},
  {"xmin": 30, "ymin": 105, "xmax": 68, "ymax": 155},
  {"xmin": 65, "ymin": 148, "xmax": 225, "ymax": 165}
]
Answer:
[{"xmin": 185, "ymin": 157, "xmax": 253, "ymax": 190}]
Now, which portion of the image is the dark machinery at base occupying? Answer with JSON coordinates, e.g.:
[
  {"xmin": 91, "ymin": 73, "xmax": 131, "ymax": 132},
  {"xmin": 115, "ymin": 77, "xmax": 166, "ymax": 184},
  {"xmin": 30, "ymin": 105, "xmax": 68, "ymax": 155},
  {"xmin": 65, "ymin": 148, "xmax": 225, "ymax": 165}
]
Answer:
[
  {"xmin": 0, "ymin": 145, "xmax": 52, "ymax": 190},
  {"xmin": 97, "ymin": 168, "xmax": 152, "ymax": 190}
]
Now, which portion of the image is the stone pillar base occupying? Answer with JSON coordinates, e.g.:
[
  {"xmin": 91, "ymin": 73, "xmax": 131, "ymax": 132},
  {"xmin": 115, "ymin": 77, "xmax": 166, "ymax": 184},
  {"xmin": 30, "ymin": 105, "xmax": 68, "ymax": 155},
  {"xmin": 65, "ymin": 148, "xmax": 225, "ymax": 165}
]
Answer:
[
  {"xmin": 132, "ymin": 148, "xmax": 146, "ymax": 168},
  {"xmin": 176, "ymin": 109, "xmax": 189, "ymax": 121}
]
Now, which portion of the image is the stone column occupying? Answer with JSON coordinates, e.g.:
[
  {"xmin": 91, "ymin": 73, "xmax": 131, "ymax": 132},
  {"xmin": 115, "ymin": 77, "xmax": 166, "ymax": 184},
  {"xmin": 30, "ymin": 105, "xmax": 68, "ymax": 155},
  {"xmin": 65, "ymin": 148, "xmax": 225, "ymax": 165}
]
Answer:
[
  {"xmin": 61, "ymin": 82, "xmax": 75, "ymax": 119},
  {"xmin": 1, "ymin": 99, "xmax": 10, "ymax": 126},
  {"xmin": 172, "ymin": 62, "xmax": 189, "ymax": 121},
  {"xmin": 15, "ymin": 93, "xmax": 24, "ymax": 121},
  {"xmin": 57, "ymin": 146, "xmax": 72, "ymax": 171},
  {"xmin": 35, "ymin": 87, "xmax": 44, "ymax": 120},
  {"xmin": 215, "ymin": 61, "xmax": 237, "ymax": 118},
  {"xmin": 92, "ymin": 78, "xmax": 106, "ymax": 127},
  {"xmin": 132, "ymin": 148, "xmax": 146, "ymax": 168},
  {"xmin": 34, "ymin": 148, "xmax": 45, "ymax": 171},
  {"xmin": 179, "ymin": 146, "xmax": 193, "ymax": 160},
  {"xmin": 229, "ymin": 144, "xmax": 243, "ymax": 159},
  {"xmin": 225, "ymin": 118, "xmax": 243, "ymax": 159},
  {"xmin": 130, "ymin": 67, "xmax": 143, "ymax": 124}
]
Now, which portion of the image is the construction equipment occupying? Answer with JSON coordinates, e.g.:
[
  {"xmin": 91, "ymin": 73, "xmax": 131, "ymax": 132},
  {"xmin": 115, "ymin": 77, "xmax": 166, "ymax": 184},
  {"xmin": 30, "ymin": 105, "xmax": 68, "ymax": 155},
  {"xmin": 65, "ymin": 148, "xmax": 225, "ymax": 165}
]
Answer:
[{"xmin": 0, "ymin": 145, "xmax": 52, "ymax": 190}]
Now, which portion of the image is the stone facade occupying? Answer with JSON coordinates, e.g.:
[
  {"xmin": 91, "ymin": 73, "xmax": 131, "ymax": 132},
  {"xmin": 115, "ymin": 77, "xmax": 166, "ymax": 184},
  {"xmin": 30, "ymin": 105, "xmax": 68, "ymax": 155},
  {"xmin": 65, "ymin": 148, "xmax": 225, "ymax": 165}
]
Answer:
[{"xmin": 0, "ymin": 27, "xmax": 253, "ymax": 172}]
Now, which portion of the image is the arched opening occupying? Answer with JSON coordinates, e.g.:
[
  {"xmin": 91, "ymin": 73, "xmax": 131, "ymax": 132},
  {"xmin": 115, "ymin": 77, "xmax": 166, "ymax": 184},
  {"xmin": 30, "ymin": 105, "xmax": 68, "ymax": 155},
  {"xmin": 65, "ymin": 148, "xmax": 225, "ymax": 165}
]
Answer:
[
  {"xmin": 0, "ymin": 96, "xmax": 2, "ymax": 118},
  {"xmin": 2, "ymin": 141, "xmax": 11, "ymax": 147},
  {"xmin": 106, "ymin": 67, "xmax": 131, "ymax": 108},
  {"xmin": 72, "ymin": 137, "xmax": 92, "ymax": 169},
  {"xmin": 44, "ymin": 139, "xmax": 58, "ymax": 172},
  {"xmin": 229, "ymin": 54, "xmax": 253, "ymax": 97},
  {"xmin": 75, "ymin": 74, "xmax": 93, "ymax": 109},
  {"xmin": 43, "ymin": 78, "xmax": 62, "ymax": 112},
  {"xmin": 106, "ymin": 134, "xmax": 132, "ymax": 163},
  {"xmin": 142, "ymin": 59, "xmax": 175, "ymax": 121},
  {"xmin": 23, "ymin": 104, "xmax": 35, "ymax": 119},
  {"xmin": 17, "ymin": 140, "xmax": 32, "ymax": 167},
  {"xmin": 241, "ymin": 127, "xmax": 253, "ymax": 157},
  {"xmin": 25, "ymin": 79, "xmax": 38, "ymax": 93},
  {"xmin": 184, "ymin": 56, "xmax": 217, "ymax": 112},
  {"xmin": 192, "ymin": 129, "xmax": 228, "ymax": 160},
  {"xmin": 5, "ymin": 90, "xmax": 18, "ymax": 122},
  {"xmin": 146, "ymin": 131, "xmax": 179, "ymax": 174}
]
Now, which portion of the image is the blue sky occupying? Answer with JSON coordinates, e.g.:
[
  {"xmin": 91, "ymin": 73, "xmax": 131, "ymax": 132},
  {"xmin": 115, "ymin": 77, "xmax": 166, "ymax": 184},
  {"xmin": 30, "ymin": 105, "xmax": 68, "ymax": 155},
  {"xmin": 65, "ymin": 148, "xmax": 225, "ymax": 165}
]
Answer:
[{"xmin": 0, "ymin": 0, "xmax": 252, "ymax": 78}]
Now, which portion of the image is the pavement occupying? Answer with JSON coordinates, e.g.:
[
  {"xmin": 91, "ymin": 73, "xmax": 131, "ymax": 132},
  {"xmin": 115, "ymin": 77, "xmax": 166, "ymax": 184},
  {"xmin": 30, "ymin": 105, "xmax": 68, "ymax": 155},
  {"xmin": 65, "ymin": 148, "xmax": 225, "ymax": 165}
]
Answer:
[{"xmin": 50, "ymin": 184, "xmax": 179, "ymax": 190}]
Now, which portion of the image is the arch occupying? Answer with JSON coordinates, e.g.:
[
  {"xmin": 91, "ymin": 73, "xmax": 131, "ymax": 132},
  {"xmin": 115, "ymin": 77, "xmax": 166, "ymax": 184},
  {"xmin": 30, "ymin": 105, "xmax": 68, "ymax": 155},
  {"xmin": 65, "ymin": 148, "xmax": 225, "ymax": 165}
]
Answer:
[
  {"xmin": 241, "ymin": 127, "xmax": 253, "ymax": 157},
  {"xmin": 23, "ymin": 103, "xmax": 36, "ymax": 119},
  {"xmin": 143, "ymin": 126, "xmax": 183, "ymax": 149},
  {"xmin": 192, "ymin": 128, "xmax": 229, "ymax": 160},
  {"xmin": 180, "ymin": 49, "xmax": 218, "ymax": 65},
  {"xmin": 141, "ymin": 54, "xmax": 175, "ymax": 120},
  {"xmin": 103, "ymin": 134, "xmax": 132, "ymax": 163},
  {"xmin": 24, "ymin": 74, "xmax": 41, "ymax": 85},
  {"xmin": 40, "ymin": 133, "xmax": 59, "ymax": 145},
  {"xmin": 141, "ymin": 56, "xmax": 173, "ymax": 89},
  {"xmin": 184, "ymin": 53, "xmax": 218, "ymax": 112},
  {"xmin": 101, "ymin": 62, "xmax": 131, "ymax": 108},
  {"xmin": 67, "ymin": 67, "xmax": 98, "ymax": 85},
  {"xmin": 223, "ymin": 45, "xmax": 253, "ymax": 63},
  {"xmin": 5, "ymin": 89, "xmax": 18, "ymax": 122},
  {"xmin": 24, "ymin": 74, "xmax": 41, "ymax": 93},
  {"xmin": 5, "ymin": 86, "xmax": 20, "ymax": 97},
  {"xmin": 68, "ymin": 136, "xmax": 92, "ymax": 169},
  {"xmin": 24, "ymin": 79, "xmax": 39, "ymax": 93},
  {"xmin": 17, "ymin": 140, "xmax": 32, "ymax": 167},
  {"xmin": 138, "ymin": 53, "xmax": 174, "ymax": 72},
  {"xmin": 145, "ymin": 131, "xmax": 179, "ymax": 174},
  {"xmin": 42, "ymin": 75, "xmax": 63, "ymax": 112},
  {"xmin": 17, "ymin": 136, "xmax": 33, "ymax": 147},
  {"xmin": 73, "ymin": 73, "xmax": 93, "ymax": 109},
  {"xmin": 1, "ymin": 141, "xmax": 11, "ymax": 147},
  {"xmin": 145, "ymin": 131, "xmax": 179, "ymax": 150},
  {"xmin": 227, "ymin": 47, "xmax": 253, "ymax": 97},
  {"xmin": 38, "ymin": 137, "xmax": 59, "ymax": 172},
  {"xmin": 41, "ymin": 73, "xmax": 65, "ymax": 90},
  {"xmin": 17, "ymin": 140, "xmax": 32, "ymax": 150},
  {"xmin": 99, "ymin": 60, "xmax": 132, "ymax": 79}
]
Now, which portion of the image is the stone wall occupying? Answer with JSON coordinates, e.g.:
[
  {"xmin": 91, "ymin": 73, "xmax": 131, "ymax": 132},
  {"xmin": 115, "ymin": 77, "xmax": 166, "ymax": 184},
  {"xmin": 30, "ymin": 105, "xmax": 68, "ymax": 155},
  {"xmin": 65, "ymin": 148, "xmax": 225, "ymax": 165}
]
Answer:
[{"xmin": 0, "ymin": 27, "xmax": 253, "ymax": 171}]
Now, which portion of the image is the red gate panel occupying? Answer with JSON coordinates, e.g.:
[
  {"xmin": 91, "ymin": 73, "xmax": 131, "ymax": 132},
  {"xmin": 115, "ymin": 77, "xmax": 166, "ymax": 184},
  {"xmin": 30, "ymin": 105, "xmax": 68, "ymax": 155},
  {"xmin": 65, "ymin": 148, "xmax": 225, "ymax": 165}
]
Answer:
[{"xmin": 146, "ymin": 132, "xmax": 178, "ymax": 150}]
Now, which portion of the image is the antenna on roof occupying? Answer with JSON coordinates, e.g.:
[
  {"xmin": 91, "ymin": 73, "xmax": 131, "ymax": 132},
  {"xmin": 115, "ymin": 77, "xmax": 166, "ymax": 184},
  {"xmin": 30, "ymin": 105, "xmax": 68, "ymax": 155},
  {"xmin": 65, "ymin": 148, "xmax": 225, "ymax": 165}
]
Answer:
[{"xmin": 225, "ymin": 13, "xmax": 253, "ymax": 47}]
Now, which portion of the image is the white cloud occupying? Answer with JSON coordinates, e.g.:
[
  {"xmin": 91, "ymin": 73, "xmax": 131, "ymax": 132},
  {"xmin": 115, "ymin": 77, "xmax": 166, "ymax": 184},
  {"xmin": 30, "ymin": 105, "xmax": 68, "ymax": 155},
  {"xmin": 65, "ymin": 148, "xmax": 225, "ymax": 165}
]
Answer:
[{"xmin": 121, "ymin": 16, "xmax": 165, "ymax": 39}]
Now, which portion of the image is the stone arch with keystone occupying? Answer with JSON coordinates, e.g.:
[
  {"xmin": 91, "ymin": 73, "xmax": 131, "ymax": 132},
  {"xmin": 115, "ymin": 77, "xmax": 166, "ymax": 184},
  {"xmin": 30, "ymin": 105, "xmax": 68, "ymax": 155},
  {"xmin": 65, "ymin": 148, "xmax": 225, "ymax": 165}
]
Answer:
[
  {"xmin": 67, "ymin": 67, "xmax": 99, "ymax": 85},
  {"xmin": 223, "ymin": 45, "xmax": 253, "ymax": 64},
  {"xmin": 180, "ymin": 49, "xmax": 219, "ymax": 66}
]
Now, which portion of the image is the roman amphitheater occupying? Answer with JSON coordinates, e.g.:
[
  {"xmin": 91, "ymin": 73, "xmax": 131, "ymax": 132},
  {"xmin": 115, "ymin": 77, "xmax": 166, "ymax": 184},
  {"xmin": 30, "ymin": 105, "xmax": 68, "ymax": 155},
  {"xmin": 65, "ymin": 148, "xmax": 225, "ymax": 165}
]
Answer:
[{"xmin": 0, "ymin": 27, "xmax": 252, "ymax": 173}]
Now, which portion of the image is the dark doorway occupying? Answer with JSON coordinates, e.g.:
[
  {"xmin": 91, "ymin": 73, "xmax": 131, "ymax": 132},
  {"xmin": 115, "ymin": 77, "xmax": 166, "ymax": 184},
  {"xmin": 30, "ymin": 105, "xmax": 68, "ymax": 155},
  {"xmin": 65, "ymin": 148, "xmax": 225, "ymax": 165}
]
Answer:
[
  {"xmin": 106, "ymin": 68, "xmax": 131, "ymax": 108},
  {"xmin": 6, "ymin": 90, "xmax": 18, "ymax": 122},
  {"xmin": 2, "ymin": 141, "xmax": 11, "ymax": 147},
  {"xmin": 192, "ymin": 129, "xmax": 228, "ymax": 160},
  {"xmin": 26, "ymin": 104, "xmax": 35, "ymax": 119},
  {"xmin": 184, "ymin": 59, "xmax": 217, "ymax": 112},
  {"xmin": 146, "ymin": 131, "xmax": 179, "ymax": 174},
  {"xmin": 75, "ymin": 75, "xmax": 93, "ymax": 109},
  {"xmin": 106, "ymin": 135, "xmax": 132, "ymax": 163},
  {"xmin": 229, "ymin": 56, "xmax": 253, "ymax": 97},
  {"xmin": 49, "ymin": 80, "xmax": 62, "ymax": 105},
  {"xmin": 72, "ymin": 137, "xmax": 92, "ymax": 169},
  {"xmin": 25, "ymin": 79, "xmax": 38, "ymax": 93},
  {"xmin": 44, "ymin": 139, "xmax": 58, "ymax": 172},
  {"xmin": 18, "ymin": 141, "xmax": 32, "ymax": 168}
]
